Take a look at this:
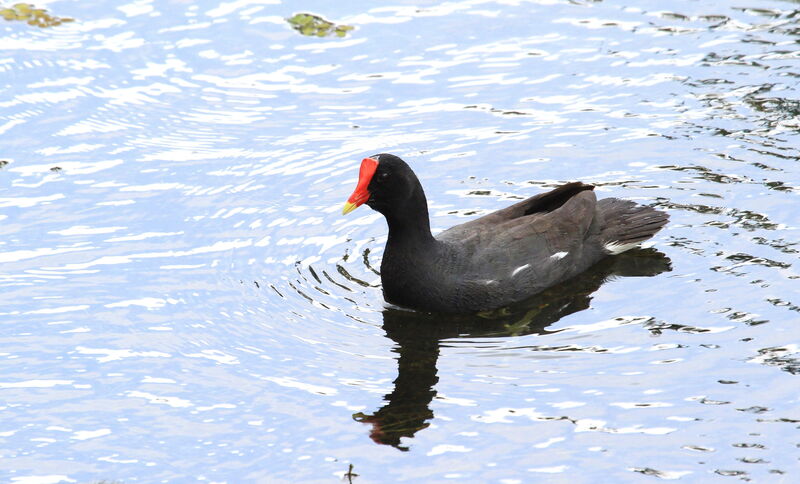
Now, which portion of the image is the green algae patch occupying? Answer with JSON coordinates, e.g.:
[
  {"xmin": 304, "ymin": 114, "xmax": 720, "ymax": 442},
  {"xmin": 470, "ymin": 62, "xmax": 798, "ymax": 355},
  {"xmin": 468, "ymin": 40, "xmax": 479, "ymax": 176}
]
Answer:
[
  {"xmin": 287, "ymin": 13, "xmax": 353, "ymax": 38},
  {"xmin": 1, "ymin": 3, "xmax": 74, "ymax": 27}
]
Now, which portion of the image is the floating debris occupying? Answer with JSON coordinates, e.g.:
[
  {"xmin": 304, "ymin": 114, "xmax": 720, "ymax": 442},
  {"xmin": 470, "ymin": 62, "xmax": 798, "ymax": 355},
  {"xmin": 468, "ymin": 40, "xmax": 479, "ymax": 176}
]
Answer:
[
  {"xmin": 0, "ymin": 3, "xmax": 74, "ymax": 28},
  {"xmin": 287, "ymin": 13, "xmax": 353, "ymax": 38},
  {"xmin": 49, "ymin": 166, "xmax": 62, "ymax": 172},
  {"xmin": 0, "ymin": 160, "xmax": 8, "ymax": 168},
  {"xmin": 344, "ymin": 463, "xmax": 359, "ymax": 483}
]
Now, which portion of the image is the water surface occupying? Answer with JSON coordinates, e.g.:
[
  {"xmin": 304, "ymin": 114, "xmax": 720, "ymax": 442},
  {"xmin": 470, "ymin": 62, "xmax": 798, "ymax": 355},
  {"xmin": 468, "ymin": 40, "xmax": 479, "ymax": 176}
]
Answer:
[{"xmin": 1, "ymin": 0, "xmax": 798, "ymax": 482}]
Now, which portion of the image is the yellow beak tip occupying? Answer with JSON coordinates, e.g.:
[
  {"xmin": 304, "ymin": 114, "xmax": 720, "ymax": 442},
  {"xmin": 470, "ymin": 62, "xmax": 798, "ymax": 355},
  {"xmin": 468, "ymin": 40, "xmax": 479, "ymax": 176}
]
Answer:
[{"xmin": 342, "ymin": 202, "xmax": 358, "ymax": 215}]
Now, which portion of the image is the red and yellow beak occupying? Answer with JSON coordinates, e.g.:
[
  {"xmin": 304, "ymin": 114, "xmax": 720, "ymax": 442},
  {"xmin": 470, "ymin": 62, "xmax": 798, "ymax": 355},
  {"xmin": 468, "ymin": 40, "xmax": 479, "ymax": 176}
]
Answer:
[{"xmin": 342, "ymin": 157, "xmax": 379, "ymax": 215}]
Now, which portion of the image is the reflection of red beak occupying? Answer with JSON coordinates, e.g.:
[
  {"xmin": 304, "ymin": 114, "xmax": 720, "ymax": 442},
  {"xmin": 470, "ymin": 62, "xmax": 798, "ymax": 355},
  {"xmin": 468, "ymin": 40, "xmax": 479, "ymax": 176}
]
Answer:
[{"xmin": 342, "ymin": 157, "xmax": 379, "ymax": 215}]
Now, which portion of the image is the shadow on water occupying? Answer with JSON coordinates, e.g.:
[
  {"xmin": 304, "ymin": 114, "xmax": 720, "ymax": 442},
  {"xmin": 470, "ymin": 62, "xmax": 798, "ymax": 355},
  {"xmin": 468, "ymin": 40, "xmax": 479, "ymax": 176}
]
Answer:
[{"xmin": 353, "ymin": 248, "xmax": 672, "ymax": 450}]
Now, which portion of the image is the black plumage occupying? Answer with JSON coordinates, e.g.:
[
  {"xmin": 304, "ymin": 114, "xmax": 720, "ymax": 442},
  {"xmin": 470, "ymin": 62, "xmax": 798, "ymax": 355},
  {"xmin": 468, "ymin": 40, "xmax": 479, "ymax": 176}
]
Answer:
[{"xmin": 345, "ymin": 153, "xmax": 669, "ymax": 313}]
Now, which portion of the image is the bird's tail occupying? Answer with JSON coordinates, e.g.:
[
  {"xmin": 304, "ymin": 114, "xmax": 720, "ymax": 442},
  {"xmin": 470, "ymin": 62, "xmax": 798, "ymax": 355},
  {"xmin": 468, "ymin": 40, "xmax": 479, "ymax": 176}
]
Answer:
[{"xmin": 597, "ymin": 198, "xmax": 669, "ymax": 255}]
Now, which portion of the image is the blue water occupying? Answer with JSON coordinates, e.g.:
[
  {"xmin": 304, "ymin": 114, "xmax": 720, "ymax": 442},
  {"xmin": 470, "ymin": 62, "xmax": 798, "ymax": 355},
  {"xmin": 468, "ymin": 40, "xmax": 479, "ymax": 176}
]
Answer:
[{"xmin": 1, "ymin": 0, "xmax": 798, "ymax": 482}]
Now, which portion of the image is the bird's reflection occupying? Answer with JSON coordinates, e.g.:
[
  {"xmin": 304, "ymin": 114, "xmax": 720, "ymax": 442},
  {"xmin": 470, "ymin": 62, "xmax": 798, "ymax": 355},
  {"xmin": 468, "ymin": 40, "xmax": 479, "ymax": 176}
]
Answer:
[{"xmin": 353, "ymin": 248, "xmax": 671, "ymax": 450}]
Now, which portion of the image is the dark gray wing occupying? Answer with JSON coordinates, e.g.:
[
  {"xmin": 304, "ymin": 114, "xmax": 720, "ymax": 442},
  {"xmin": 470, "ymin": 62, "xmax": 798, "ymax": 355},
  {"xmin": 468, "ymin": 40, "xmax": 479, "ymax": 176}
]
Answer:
[
  {"xmin": 436, "ymin": 185, "xmax": 601, "ymax": 302},
  {"xmin": 439, "ymin": 182, "xmax": 594, "ymax": 238}
]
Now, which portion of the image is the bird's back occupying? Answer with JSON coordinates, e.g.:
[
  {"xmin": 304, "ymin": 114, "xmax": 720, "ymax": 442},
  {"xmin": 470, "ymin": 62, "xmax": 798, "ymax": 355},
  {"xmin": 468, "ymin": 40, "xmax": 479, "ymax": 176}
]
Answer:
[{"xmin": 431, "ymin": 185, "xmax": 604, "ymax": 310}]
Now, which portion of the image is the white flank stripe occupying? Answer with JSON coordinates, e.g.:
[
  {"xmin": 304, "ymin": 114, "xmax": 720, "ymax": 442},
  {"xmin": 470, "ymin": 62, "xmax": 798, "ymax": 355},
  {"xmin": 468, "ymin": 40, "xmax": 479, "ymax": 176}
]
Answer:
[
  {"xmin": 511, "ymin": 264, "xmax": 530, "ymax": 277},
  {"xmin": 551, "ymin": 251, "xmax": 568, "ymax": 260}
]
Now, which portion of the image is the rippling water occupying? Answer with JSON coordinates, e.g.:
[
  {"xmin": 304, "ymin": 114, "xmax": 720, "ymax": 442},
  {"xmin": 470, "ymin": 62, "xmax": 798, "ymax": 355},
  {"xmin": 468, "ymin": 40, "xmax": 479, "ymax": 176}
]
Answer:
[{"xmin": 1, "ymin": 0, "xmax": 798, "ymax": 482}]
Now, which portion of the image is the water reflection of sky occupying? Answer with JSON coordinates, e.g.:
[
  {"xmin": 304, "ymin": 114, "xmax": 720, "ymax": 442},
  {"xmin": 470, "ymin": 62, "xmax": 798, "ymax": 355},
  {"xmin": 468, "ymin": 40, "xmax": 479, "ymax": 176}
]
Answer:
[{"xmin": 1, "ymin": 0, "xmax": 799, "ymax": 482}]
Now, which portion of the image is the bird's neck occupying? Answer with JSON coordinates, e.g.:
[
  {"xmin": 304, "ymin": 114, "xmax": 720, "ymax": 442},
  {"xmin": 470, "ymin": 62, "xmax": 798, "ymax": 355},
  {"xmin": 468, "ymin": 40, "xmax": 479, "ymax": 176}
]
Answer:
[{"xmin": 385, "ymin": 187, "xmax": 436, "ymax": 250}]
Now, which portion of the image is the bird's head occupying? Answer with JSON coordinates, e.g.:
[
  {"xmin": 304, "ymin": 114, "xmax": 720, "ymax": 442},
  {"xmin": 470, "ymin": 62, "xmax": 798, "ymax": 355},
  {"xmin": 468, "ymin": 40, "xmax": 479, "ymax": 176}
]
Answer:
[{"xmin": 342, "ymin": 153, "xmax": 419, "ymax": 216}]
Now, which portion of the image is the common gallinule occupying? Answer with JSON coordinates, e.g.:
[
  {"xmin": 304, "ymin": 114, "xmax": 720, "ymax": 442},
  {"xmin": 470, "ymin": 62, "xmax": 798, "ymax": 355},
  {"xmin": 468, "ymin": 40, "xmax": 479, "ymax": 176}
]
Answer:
[{"xmin": 343, "ymin": 154, "xmax": 668, "ymax": 313}]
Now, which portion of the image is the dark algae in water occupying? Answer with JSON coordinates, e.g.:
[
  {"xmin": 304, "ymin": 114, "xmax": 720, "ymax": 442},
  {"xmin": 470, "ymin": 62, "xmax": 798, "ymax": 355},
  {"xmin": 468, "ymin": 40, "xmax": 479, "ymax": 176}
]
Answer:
[
  {"xmin": 0, "ymin": 3, "xmax": 74, "ymax": 27},
  {"xmin": 287, "ymin": 13, "xmax": 353, "ymax": 38}
]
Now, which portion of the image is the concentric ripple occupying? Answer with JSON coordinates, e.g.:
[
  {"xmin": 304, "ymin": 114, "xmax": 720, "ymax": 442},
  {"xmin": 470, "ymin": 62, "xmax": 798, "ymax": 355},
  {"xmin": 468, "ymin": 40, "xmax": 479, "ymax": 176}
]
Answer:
[{"xmin": 0, "ymin": 0, "xmax": 799, "ymax": 482}]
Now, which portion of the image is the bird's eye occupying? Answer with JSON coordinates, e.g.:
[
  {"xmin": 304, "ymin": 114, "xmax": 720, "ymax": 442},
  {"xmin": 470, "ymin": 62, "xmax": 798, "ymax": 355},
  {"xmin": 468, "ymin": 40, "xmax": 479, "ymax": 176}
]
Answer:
[{"xmin": 377, "ymin": 172, "xmax": 390, "ymax": 182}]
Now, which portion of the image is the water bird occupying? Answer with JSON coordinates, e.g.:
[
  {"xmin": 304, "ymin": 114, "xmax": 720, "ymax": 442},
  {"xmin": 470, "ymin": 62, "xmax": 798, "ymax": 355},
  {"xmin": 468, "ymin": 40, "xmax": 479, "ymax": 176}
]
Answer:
[{"xmin": 342, "ymin": 154, "xmax": 668, "ymax": 313}]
